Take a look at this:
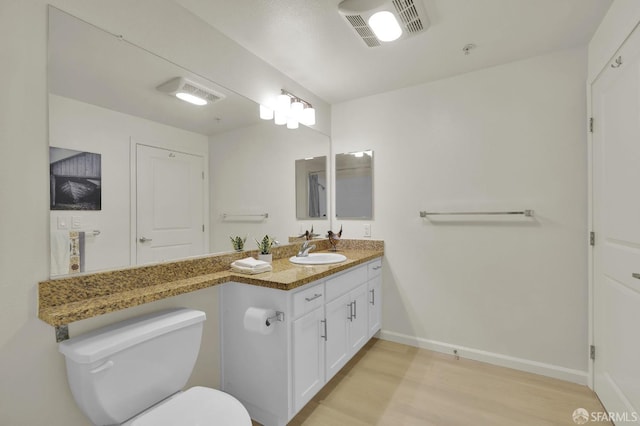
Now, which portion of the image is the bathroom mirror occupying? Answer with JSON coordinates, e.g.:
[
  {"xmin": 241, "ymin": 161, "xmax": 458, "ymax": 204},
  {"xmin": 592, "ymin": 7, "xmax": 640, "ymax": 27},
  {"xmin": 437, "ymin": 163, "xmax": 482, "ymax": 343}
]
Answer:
[
  {"xmin": 335, "ymin": 150, "xmax": 373, "ymax": 219},
  {"xmin": 47, "ymin": 7, "xmax": 330, "ymax": 277},
  {"xmin": 295, "ymin": 156, "xmax": 328, "ymax": 220}
]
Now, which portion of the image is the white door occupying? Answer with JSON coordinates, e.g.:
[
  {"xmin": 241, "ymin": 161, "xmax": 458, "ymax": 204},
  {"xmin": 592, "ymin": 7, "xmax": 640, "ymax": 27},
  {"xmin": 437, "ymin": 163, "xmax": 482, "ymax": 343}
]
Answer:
[
  {"xmin": 592, "ymin": 24, "xmax": 640, "ymax": 419},
  {"xmin": 136, "ymin": 144, "xmax": 205, "ymax": 265},
  {"xmin": 292, "ymin": 307, "xmax": 325, "ymax": 413}
]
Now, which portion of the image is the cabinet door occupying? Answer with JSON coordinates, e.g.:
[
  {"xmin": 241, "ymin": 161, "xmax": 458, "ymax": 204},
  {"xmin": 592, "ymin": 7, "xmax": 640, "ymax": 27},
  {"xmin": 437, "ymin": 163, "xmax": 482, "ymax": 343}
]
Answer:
[
  {"xmin": 348, "ymin": 283, "xmax": 369, "ymax": 354},
  {"xmin": 292, "ymin": 306, "xmax": 325, "ymax": 413},
  {"xmin": 368, "ymin": 275, "xmax": 382, "ymax": 338},
  {"xmin": 325, "ymin": 292, "xmax": 351, "ymax": 381}
]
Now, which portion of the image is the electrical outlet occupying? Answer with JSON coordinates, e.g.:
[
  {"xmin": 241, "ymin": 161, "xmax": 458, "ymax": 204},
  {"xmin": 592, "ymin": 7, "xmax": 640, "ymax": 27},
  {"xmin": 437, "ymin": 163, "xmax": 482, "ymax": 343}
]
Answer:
[
  {"xmin": 72, "ymin": 216, "xmax": 81, "ymax": 229},
  {"xmin": 363, "ymin": 223, "xmax": 371, "ymax": 237}
]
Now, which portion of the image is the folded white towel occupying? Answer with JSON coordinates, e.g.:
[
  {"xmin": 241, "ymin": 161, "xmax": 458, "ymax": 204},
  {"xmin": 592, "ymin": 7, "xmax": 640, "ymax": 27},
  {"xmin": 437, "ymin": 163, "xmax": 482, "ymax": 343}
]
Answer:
[
  {"xmin": 231, "ymin": 264, "xmax": 272, "ymax": 275},
  {"xmin": 233, "ymin": 257, "xmax": 269, "ymax": 269}
]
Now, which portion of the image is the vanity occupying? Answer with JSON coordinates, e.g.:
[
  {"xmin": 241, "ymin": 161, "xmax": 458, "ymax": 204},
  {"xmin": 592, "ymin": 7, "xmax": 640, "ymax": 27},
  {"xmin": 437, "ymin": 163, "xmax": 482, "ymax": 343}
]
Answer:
[
  {"xmin": 220, "ymin": 256, "xmax": 382, "ymax": 426},
  {"xmin": 38, "ymin": 238, "xmax": 382, "ymax": 425}
]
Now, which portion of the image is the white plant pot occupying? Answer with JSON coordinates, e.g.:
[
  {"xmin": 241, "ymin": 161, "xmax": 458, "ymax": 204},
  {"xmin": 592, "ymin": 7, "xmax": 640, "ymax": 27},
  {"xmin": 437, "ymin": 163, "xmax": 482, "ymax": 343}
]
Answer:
[{"xmin": 258, "ymin": 253, "xmax": 272, "ymax": 263}]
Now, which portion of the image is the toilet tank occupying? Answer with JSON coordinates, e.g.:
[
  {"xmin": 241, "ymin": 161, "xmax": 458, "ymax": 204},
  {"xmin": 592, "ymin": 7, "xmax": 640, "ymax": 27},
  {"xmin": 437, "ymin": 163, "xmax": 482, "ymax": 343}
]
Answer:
[{"xmin": 59, "ymin": 308, "xmax": 206, "ymax": 426}]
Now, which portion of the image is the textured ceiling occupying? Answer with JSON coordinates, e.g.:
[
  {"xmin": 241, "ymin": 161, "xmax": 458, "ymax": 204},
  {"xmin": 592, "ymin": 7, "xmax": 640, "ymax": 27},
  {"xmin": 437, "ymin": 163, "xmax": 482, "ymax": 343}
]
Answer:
[{"xmin": 175, "ymin": 0, "xmax": 612, "ymax": 104}]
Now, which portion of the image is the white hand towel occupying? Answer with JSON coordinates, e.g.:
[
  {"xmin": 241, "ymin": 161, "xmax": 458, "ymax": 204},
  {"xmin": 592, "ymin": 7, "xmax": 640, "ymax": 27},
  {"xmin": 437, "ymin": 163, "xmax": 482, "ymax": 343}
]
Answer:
[
  {"xmin": 231, "ymin": 264, "xmax": 273, "ymax": 275},
  {"xmin": 233, "ymin": 257, "xmax": 269, "ymax": 269},
  {"xmin": 50, "ymin": 231, "xmax": 71, "ymax": 276}
]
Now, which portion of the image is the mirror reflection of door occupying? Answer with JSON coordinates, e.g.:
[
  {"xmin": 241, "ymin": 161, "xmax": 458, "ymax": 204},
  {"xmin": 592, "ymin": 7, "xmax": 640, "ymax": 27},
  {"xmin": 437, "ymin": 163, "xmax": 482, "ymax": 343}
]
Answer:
[
  {"xmin": 136, "ymin": 144, "xmax": 205, "ymax": 265},
  {"xmin": 295, "ymin": 156, "xmax": 328, "ymax": 219}
]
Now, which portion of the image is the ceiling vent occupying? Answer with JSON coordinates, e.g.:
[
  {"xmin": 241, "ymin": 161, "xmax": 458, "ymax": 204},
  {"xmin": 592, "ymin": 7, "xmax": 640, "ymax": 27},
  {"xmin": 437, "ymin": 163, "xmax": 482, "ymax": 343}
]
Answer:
[
  {"xmin": 338, "ymin": 0, "xmax": 429, "ymax": 47},
  {"xmin": 156, "ymin": 77, "xmax": 226, "ymax": 105}
]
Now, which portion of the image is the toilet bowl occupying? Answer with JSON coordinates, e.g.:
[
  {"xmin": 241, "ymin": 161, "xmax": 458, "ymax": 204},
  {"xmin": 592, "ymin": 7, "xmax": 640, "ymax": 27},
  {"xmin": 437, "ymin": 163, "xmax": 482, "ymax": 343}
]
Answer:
[
  {"xmin": 59, "ymin": 308, "xmax": 251, "ymax": 426},
  {"xmin": 123, "ymin": 387, "xmax": 250, "ymax": 426}
]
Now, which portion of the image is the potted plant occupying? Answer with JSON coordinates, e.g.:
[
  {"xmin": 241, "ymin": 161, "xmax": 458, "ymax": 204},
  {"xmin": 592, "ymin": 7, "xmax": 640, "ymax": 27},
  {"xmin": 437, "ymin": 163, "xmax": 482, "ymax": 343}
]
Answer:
[
  {"xmin": 255, "ymin": 234, "xmax": 275, "ymax": 263},
  {"xmin": 229, "ymin": 235, "xmax": 246, "ymax": 251}
]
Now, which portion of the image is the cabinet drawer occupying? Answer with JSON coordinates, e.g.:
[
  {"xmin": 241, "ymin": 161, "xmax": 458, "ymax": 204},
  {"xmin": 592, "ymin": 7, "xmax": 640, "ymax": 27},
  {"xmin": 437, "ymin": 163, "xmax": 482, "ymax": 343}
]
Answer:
[
  {"xmin": 326, "ymin": 265, "xmax": 367, "ymax": 301},
  {"xmin": 293, "ymin": 284, "xmax": 325, "ymax": 318},
  {"xmin": 368, "ymin": 258, "xmax": 382, "ymax": 279}
]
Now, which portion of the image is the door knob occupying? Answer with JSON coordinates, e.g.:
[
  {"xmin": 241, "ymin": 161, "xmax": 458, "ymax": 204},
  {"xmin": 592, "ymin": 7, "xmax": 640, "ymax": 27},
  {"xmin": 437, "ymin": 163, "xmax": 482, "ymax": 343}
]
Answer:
[{"xmin": 139, "ymin": 237, "xmax": 153, "ymax": 243}]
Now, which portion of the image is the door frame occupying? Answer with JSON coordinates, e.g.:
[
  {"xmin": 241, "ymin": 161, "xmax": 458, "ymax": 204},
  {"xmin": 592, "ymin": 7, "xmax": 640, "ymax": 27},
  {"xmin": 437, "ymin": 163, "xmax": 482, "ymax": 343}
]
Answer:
[{"xmin": 129, "ymin": 139, "xmax": 209, "ymax": 266}]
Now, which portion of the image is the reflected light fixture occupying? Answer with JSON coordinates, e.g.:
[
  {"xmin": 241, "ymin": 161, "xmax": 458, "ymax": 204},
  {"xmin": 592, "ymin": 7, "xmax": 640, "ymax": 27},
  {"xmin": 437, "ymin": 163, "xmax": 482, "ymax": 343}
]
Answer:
[
  {"xmin": 259, "ymin": 89, "xmax": 316, "ymax": 130},
  {"xmin": 156, "ymin": 77, "xmax": 225, "ymax": 107}
]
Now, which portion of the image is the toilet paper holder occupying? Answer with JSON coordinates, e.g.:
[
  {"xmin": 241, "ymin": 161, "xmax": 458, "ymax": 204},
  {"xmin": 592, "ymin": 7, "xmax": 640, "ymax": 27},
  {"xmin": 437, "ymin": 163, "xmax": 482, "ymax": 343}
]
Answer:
[{"xmin": 266, "ymin": 311, "xmax": 285, "ymax": 326}]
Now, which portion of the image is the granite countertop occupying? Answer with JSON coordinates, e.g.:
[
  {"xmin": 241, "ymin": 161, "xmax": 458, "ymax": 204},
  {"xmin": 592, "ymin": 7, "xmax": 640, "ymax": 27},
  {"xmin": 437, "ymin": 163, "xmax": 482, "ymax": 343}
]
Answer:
[{"xmin": 38, "ymin": 239, "xmax": 383, "ymax": 327}]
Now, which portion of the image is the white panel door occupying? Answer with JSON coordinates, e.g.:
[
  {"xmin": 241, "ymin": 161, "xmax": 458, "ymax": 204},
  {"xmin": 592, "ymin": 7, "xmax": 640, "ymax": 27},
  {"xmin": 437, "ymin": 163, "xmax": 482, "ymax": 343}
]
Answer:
[
  {"xmin": 292, "ymin": 307, "xmax": 325, "ymax": 413},
  {"xmin": 136, "ymin": 144, "xmax": 205, "ymax": 265},
  {"xmin": 592, "ymin": 23, "xmax": 640, "ymax": 420}
]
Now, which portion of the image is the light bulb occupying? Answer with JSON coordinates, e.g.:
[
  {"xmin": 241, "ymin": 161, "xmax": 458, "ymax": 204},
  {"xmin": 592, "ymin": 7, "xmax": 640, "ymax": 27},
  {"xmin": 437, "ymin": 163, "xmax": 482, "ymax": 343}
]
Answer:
[
  {"xmin": 290, "ymin": 100, "xmax": 304, "ymax": 120},
  {"xmin": 287, "ymin": 117, "xmax": 299, "ymax": 129},
  {"xmin": 259, "ymin": 104, "xmax": 274, "ymax": 120},
  {"xmin": 274, "ymin": 110, "xmax": 287, "ymax": 125},
  {"xmin": 300, "ymin": 107, "xmax": 316, "ymax": 126},
  {"xmin": 276, "ymin": 94, "xmax": 291, "ymax": 114},
  {"xmin": 175, "ymin": 92, "xmax": 207, "ymax": 106},
  {"xmin": 368, "ymin": 11, "xmax": 402, "ymax": 42}
]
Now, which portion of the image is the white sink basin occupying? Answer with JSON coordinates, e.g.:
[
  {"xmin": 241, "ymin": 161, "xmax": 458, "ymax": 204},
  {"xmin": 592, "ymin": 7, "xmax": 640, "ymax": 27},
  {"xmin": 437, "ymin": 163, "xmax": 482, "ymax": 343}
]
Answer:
[{"xmin": 289, "ymin": 253, "xmax": 347, "ymax": 265}]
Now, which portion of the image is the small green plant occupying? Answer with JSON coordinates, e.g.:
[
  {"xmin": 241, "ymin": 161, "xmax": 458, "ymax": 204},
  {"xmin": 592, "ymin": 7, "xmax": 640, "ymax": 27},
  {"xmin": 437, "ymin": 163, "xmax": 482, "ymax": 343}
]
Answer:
[
  {"xmin": 230, "ymin": 235, "xmax": 246, "ymax": 251},
  {"xmin": 255, "ymin": 234, "xmax": 275, "ymax": 255}
]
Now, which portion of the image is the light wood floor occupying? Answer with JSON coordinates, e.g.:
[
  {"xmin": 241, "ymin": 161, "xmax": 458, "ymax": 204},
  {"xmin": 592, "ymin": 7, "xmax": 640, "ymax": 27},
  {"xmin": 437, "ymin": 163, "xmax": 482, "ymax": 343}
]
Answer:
[{"xmin": 256, "ymin": 338, "xmax": 610, "ymax": 426}]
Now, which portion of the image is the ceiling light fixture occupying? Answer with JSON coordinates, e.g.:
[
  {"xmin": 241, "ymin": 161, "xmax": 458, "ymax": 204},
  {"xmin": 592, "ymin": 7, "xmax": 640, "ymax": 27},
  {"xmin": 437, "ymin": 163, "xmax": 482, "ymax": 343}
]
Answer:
[
  {"xmin": 259, "ymin": 89, "xmax": 316, "ymax": 129},
  {"xmin": 156, "ymin": 77, "xmax": 226, "ymax": 106},
  {"xmin": 338, "ymin": 0, "xmax": 429, "ymax": 48}
]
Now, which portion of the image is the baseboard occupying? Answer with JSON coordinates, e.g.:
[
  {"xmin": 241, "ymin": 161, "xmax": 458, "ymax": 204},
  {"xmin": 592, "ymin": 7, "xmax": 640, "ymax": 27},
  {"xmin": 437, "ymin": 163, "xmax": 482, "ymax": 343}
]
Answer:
[{"xmin": 378, "ymin": 330, "xmax": 588, "ymax": 385}]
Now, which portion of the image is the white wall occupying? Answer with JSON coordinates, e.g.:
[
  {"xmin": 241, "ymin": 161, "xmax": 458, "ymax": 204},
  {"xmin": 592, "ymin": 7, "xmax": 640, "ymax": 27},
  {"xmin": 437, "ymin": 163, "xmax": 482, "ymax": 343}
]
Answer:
[
  {"xmin": 332, "ymin": 47, "xmax": 590, "ymax": 383},
  {"xmin": 49, "ymin": 94, "xmax": 208, "ymax": 274},
  {"xmin": 209, "ymin": 122, "xmax": 330, "ymax": 253},
  {"xmin": 0, "ymin": 1, "xmax": 327, "ymax": 425}
]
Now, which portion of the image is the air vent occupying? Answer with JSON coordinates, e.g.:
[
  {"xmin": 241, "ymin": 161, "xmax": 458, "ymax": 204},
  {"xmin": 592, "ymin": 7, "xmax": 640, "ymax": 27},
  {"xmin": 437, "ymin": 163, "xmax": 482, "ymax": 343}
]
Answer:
[
  {"xmin": 338, "ymin": 0, "xmax": 429, "ymax": 48},
  {"xmin": 156, "ymin": 77, "xmax": 226, "ymax": 104}
]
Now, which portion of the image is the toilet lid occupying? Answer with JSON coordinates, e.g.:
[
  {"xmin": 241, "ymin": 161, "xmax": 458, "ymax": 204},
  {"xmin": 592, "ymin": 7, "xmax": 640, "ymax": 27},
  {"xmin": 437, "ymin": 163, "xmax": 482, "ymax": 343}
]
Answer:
[{"xmin": 130, "ymin": 387, "xmax": 251, "ymax": 426}]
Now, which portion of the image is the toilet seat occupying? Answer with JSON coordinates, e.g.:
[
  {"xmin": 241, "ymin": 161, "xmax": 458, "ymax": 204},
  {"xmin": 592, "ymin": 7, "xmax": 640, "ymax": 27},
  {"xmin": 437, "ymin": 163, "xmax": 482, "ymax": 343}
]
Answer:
[{"xmin": 128, "ymin": 386, "xmax": 251, "ymax": 426}]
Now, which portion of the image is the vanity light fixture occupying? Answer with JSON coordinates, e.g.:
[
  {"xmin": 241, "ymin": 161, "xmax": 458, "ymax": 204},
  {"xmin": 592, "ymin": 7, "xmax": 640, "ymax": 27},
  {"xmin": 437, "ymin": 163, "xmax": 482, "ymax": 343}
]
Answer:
[{"xmin": 259, "ymin": 89, "xmax": 316, "ymax": 129}]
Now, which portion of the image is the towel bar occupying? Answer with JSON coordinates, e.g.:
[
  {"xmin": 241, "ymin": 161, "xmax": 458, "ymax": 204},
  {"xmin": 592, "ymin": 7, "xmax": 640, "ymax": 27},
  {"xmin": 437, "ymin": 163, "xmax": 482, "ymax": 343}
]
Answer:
[
  {"xmin": 420, "ymin": 209, "xmax": 534, "ymax": 218},
  {"xmin": 223, "ymin": 213, "xmax": 269, "ymax": 219}
]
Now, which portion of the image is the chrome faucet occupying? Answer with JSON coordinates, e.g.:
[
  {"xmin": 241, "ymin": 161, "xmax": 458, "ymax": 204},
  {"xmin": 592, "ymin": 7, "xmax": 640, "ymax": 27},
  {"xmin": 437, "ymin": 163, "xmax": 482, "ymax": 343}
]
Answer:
[{"xmin": 297, "ymin": 240, "xmax": 316, "ymax": 257}]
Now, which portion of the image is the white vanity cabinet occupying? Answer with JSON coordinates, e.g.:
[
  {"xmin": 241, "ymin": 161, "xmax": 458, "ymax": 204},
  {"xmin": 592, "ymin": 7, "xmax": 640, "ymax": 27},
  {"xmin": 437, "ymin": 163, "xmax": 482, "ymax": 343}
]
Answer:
[
  {"xmin": 367, "ymin": 258, "xmax": 383, "ymax": 338},
  {"xmin": 220, "ymin": 258, "xmax": 382, "ymax": 426}
]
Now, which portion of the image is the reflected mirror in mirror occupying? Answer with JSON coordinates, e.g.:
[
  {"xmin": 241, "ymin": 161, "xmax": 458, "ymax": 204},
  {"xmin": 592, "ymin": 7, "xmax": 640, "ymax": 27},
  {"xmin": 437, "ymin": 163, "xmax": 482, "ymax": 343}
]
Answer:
[
  {"xmin": 47, "ymin": 7, "xmax": 330, "ymax": 277},
  {"xmin": 295, "ymin": 156, "xmax": 328, "ymax": 220},
  {"xmin": 335, "ymin": 150, "xmax": 373, "ymax": 219}
]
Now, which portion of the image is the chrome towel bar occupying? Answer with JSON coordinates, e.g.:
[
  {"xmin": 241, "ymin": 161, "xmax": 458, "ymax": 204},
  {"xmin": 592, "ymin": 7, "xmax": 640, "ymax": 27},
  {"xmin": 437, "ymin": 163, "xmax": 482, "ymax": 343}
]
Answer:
[{"xmin": 420, "ymin": 209, "xmax": 534, "ymax": 218}]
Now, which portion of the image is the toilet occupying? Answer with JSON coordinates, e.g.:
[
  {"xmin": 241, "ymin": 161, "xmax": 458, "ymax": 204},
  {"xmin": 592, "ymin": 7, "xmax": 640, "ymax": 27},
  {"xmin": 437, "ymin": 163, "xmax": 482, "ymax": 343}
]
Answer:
[{"xmin": 59, "ymin": 308, "xmax": 251, "ymax": 426}]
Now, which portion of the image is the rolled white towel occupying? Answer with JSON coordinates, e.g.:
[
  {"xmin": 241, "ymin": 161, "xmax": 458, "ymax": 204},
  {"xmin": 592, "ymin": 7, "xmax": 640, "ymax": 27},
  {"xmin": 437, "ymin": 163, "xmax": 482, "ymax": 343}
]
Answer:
[{"xmin": 233, "ymin": 257, "xmax": 269, "ymax": 269}]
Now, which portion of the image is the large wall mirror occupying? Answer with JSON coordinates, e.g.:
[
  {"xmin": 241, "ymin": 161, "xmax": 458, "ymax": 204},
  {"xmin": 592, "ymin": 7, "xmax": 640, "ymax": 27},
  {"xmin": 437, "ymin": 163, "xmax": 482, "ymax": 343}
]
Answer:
[
  {"xmin": 335, "ymin": 150, "xmax": 373, "ymax": 219},
  {"xmin": 48, "ymin": 7, "xmax": 330, "ymax": 277}
]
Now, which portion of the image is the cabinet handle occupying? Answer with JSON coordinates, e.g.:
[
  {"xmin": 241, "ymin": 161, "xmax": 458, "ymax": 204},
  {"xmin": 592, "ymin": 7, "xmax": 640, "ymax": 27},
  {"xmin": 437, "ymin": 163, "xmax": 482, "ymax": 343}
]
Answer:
[
  {"xmin": 305, "ymin": 293, "xmax": 322, "ymax": 302},
  {"xmin": 353, "ymin": 300, "xmax": 357, "ymax": 320},
  {"xmin": 320, "ymin": 319, "xmax": 327, "ymax": 341},
  {"xmin": 347, "ymin": 302, "xmax": 353, "ymax": 321},
  {"xmin": 633, "ymin": 273, "xmax": 640, "ymax": 280},
  {"xmin": 370, "ymin": 289, "xmax": 375, "ymax": 305},
  {"xmin": 373, "ymin": 265, "xmax": 382, "ymax": 270}
]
